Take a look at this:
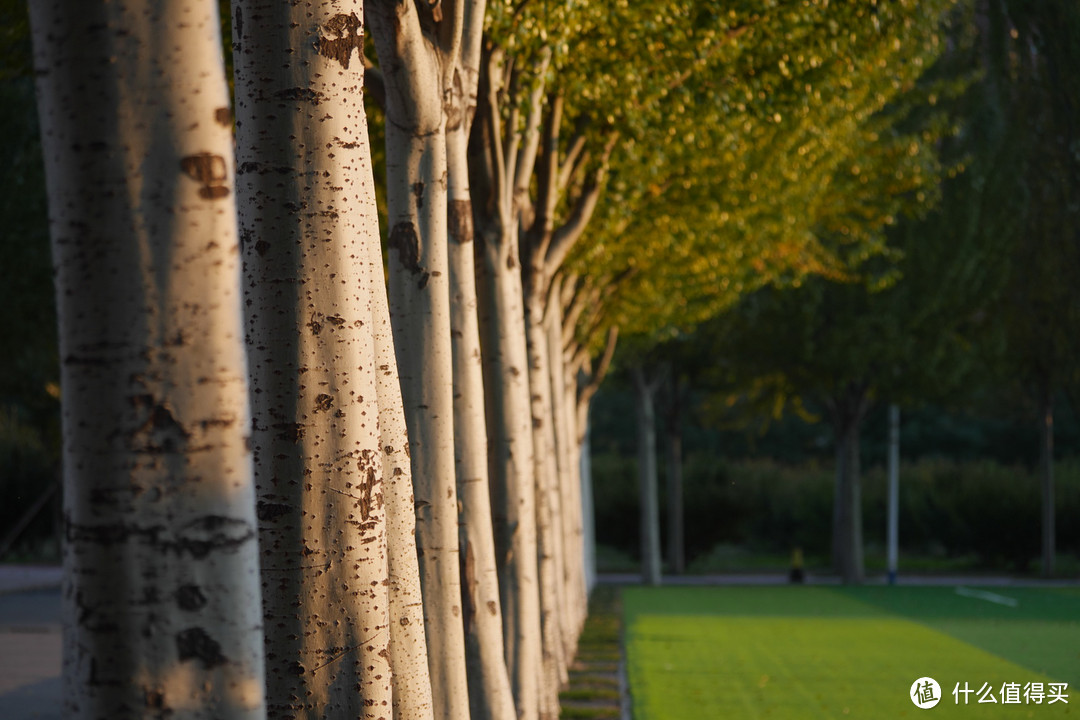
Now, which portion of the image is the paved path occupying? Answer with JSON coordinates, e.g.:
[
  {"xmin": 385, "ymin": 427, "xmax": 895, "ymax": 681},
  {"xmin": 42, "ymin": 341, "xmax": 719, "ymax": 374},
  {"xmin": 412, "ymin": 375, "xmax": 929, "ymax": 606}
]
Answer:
[{"xmin": 0, "ymin": 583, "xmax": 61, "ymax": 720}]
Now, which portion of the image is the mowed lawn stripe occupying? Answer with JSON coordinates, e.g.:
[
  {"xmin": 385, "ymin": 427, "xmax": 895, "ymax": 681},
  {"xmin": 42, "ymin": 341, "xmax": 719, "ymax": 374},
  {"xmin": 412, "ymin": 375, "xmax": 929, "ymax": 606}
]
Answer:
[
  {"xmin": 839, "ymin": 586, "xmax": 1080, "ymax": 687},
  {"xmin": 624, "ymin": 586, "xmax": 1075, "ymax": 719}
]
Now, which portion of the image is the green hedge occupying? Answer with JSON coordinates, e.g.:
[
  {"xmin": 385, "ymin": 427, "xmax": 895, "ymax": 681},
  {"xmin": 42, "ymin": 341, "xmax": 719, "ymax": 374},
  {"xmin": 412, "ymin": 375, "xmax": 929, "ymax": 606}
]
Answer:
[{"xmin": 591, "ymin": 453, "xmax": 1080, "ymax": 572}]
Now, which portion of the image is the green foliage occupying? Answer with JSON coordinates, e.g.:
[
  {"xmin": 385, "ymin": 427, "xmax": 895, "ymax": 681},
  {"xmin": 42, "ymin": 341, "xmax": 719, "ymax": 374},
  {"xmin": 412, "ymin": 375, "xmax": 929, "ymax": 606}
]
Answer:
[
  {"xmin": 979, "ymin": 0, "xmax": 1080, "ymax": 405},
  {"xmin": 569, "ymin": 0, "xmax": 961, "ymax": 347}
]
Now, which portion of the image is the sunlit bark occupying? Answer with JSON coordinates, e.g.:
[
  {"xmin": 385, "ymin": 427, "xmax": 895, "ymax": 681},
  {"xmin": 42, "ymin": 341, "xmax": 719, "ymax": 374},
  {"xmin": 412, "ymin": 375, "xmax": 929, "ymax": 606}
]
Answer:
[{"xmin": 31, "ymin": 1, "xmax": 265, "ymax": 715}]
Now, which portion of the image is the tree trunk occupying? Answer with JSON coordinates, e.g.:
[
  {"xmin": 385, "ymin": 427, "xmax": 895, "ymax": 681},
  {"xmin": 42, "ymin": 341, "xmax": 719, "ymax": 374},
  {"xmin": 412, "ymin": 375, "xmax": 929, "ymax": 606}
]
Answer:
[
  {"xmin": 525, "ymin": 291, "xmax": 568, "ymax": 718},
  {"xmin": 368, "ymin": 4, "xmax": 471, "ymax": 718},
  {"xmin": 371, "ymin": 239, "xmax": 437, "ymax": 720},
  {"xmin": 578, "ymin": 414, "xmax": 597, "ymax": 594},
  {"xmin": 234, "ymin": 2, "xmax": 434, "ymax": 715},
  {"xmin": 665, "ymin": 428, "xmax": 685, "ymax": 576},
  {"xmin": 546, "ymin": 280, "xmax": 583, "ymax": 658},
  {"xmin": 830, "ymin": 384, "xmax": 868, "ymax": 585},
  {"xmin": 446, "ymin": 19, "xmax": 517, "ymax": 716},
  {"xmin": 473, "ymin": 215, "xmax": 542, "ymax": 720},
  {"xmin": 631, "ymin": 365, "xmax": 663, "ymax": 587},
  {"xmin": 664, "ymin": 374, "xmax": 685, "ymax": 576},
  {"xmin": 470, "ymin": 46, "xmax": 546, "ymax": 720},
  {"xmin": 554, "ymin": 324, "xmax": 587, "ymax": 639},
  {"xmin": 31, "ymin": 1, "xmax": 265, "ymax": 716},
  {"xmin": 886, "ymin": 404, "xmax": 900, "ymax": 585},
  {"xmin": 1039, "ymin": 386, "xmax": 1055, "ymax": 578}
]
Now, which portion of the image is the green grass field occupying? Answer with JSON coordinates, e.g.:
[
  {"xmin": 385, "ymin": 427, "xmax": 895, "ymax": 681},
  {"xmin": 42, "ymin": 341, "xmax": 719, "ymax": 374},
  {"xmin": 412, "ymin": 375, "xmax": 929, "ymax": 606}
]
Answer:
[{"xmin": 624, "ymin": 585, "xmax": 1080, "ymax": 718}]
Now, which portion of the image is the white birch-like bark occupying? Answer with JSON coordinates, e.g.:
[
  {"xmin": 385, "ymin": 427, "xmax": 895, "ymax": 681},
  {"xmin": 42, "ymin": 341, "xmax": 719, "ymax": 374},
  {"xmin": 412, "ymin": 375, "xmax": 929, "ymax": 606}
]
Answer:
[
  {"xmin": 370, "ymin": 241, "xmax": 437, "ymax": 720},
  {"xmin": 368, "ymin": 3, "xmax": 471, "ymax": 718},
  {"xmin": 573, "ymin": 330, "xmax": 617, "ymax": 598},
  {"xmin": 554, "ymin": 326, "xmax": 586, "ymax": 638},
  {"xmin": 545, "ymin": 281, "xmax": 583, "ymax": 656},
  {"xmin": 30, "ymin": 1, "xmax": 265, "ymax": 716},
  {"xmin": 446, "ymin": 4, "xmax": 516, "ymax": 718},
  {"xmin": 471, "ymin": 47, "xmax": 545, "ymax": 720},
  {"xmin": 578, "ymin": 416, "xmax": 597, "ymax": 594},
  {"xmin": 233, "ymin": 2, "xmax": 424, "ymax": 715},
  {"xmin": 524, "ymin": 291, "xmax": 568, "ymax": 719}
]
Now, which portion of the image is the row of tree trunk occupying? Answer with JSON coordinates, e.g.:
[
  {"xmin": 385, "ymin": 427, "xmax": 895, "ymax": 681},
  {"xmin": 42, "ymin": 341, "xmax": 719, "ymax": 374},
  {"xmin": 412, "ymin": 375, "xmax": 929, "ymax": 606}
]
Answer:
[{"xmin": 30, "ymin": 0, "xmax": 618, "ymax": 718}]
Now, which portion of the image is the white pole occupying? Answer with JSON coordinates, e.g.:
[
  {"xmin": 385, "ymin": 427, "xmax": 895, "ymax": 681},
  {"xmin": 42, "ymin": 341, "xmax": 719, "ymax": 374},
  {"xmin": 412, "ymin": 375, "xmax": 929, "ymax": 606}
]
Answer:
[{"xmin": 887, "ymin": 404, "xmax": 900, "ymax": 585}]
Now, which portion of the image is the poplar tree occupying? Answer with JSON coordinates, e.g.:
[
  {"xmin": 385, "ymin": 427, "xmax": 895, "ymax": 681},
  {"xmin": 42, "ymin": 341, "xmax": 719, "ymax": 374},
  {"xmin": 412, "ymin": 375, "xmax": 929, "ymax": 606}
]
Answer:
[
  {"xmin": 30, "ymin": 0, "xmax": 265, "ymax": 716},
  {"xmin": 232, "ymin": 1, "xmax": 432, "ymax": 716}
]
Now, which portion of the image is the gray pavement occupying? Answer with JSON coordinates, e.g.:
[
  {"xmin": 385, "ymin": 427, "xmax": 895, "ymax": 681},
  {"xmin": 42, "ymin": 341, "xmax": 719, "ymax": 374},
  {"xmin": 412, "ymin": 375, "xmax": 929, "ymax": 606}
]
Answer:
[{"xmin": 0, "ymin": 580, "xmax": 61, "ymax": 720}]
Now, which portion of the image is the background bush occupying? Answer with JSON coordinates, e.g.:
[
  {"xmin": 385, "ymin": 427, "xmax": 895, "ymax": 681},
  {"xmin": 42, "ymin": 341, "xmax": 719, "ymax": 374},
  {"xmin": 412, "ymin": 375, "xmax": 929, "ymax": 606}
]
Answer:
[{"xmin": 591, "ymin": 452, "xmax": 1080, "ymax": 573}]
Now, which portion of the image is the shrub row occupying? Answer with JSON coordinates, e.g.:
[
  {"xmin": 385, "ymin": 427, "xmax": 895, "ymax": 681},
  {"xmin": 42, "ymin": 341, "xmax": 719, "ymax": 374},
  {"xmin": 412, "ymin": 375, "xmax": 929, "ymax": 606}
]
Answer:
[{"xmin": 591, "ymin": 452, "xmax": 1080, "ymax": 572}]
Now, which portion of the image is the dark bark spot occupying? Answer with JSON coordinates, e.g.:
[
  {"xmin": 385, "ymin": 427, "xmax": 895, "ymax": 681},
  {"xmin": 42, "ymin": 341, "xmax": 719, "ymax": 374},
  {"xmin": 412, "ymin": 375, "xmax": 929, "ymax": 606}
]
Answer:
[
  {"xmin": 176, "ymin": 515, "xmax": 255, "ymax": 558},
  {"xmin": 274, "ymin": 87, "xmax": 325, "ymax": 106},
  {"xmin": 176, "ymin": 627, "xmax": 226, "ymax": 668},
  {"xmin": 237, "ymin": 161, "xmax": 293, "ymax": 176},
  {"xmin": 214, "ymin": 107, "xmax": 231, "ymax": 126},
  {"xmin": 418, "ymin": 271, "xmax": 430, "ymax": 290},
  {"xmin": 289, "ymin": 661, "xmax": 306, "ymax": 676},
  {"xmin": 254, "ymin": 240, "xmax": 271, "ymax": 256},
  {"xmin": 272, "ymin": 422, "xmax": 303, "ymax": 443},
  {"xmin": 130, "ymin": 396, "xmax": 190, "ymax": 454},
  {"xmin": 399, "ymin": 616, "xmax": 410, "ymax": 626},
  {"xmin": 461, "ymin": 539, "xmax": 477, "ymax": 634},
  {"xmin": 355, "ymin": 449, "xmax": 381, "ymax": 523},
  {"xmin": 317, "ymin": 13, "xmax": 363, "ymax": 70},
  {"xmin": 144, "ymin": 688, "xmax": 166, "ymax": 710},
  {"xmin": 180, "ymin": 153, "xmax": 230, "ymax": 200},
  {"xmin": 176, "ymin": 584, "xmax": 207, "ymax": 611},
  {"xmin": 307, "ymin": 315, "xmax": 322, "ymax": 335},
  {"xmin": 257, "ymin": 501, "xmax": 292, "ymax": 522},
  {"xmin": 234, "ymin": 6, "xmax": 243, "ymax": 43},
  {"xmin": 487, "ymin": 601, "xmax": 498, "ymax": 615},
  {"xmin": 389, "ymin": 222, "xmax": 422, "ymax": 275},
  {"xmin": 411, "ymin": 181, "xmax": 425, "ymax": 209},
  {"xmin": 314, "ymin": 394, "xmax": 334, "ymax": 413},
  {"xmin": 63, "ymin": 354, "xmax": 109, "ymax": 366},
  {"xmin": 449, "ymin": 199, "xmax": 473, "ymax": 244},
  {"xmin": 326, "ymin": 314, "xmax": 345, "ymax": 326},
  {"xmin": 506, "ymin": 251, "xmax": 517, "ymax": 270}
]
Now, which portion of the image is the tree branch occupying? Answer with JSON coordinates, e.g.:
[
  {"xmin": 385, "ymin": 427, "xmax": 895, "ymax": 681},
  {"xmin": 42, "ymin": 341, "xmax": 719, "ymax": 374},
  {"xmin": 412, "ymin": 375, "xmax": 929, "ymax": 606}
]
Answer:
[
  {"xmin": 545, "ymin": 131, "xmax": 618, "ymax": 271},
  {"xmin": 558, "ymin": 128, "xmax": 588, "ymax": 194}
]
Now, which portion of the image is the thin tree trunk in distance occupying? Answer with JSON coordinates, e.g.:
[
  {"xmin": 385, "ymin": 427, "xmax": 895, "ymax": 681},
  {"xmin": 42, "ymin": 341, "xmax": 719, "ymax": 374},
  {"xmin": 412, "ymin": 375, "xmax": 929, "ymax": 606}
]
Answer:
[
  {"xmin": 579, "ymin": 415, "xmax": 597, "ymax": 594},
  {"xmin": 665, "ymin": 427, "xmax": 685, "ymax": 576},
  {"xmin": 31, "ymin": 1, "xmax": 265, "ymax": 715},
  {"xmin": 664, "ymin": 372, "xmax": 685, "ymax": 575},
  {"xmin": 830, "ymin": 384, "xmax": 868, "ymax": 585},
  {"xmin": 631, "ymin": 365, "xmax": 663, "ymax": 587},
  {"xmin": 1039, "ymin": 385, "xmax": 1055, "ymax": 577},
  {"xmin": 886, "ymin": 404, "xmax": 900, "ymax": 585}
]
